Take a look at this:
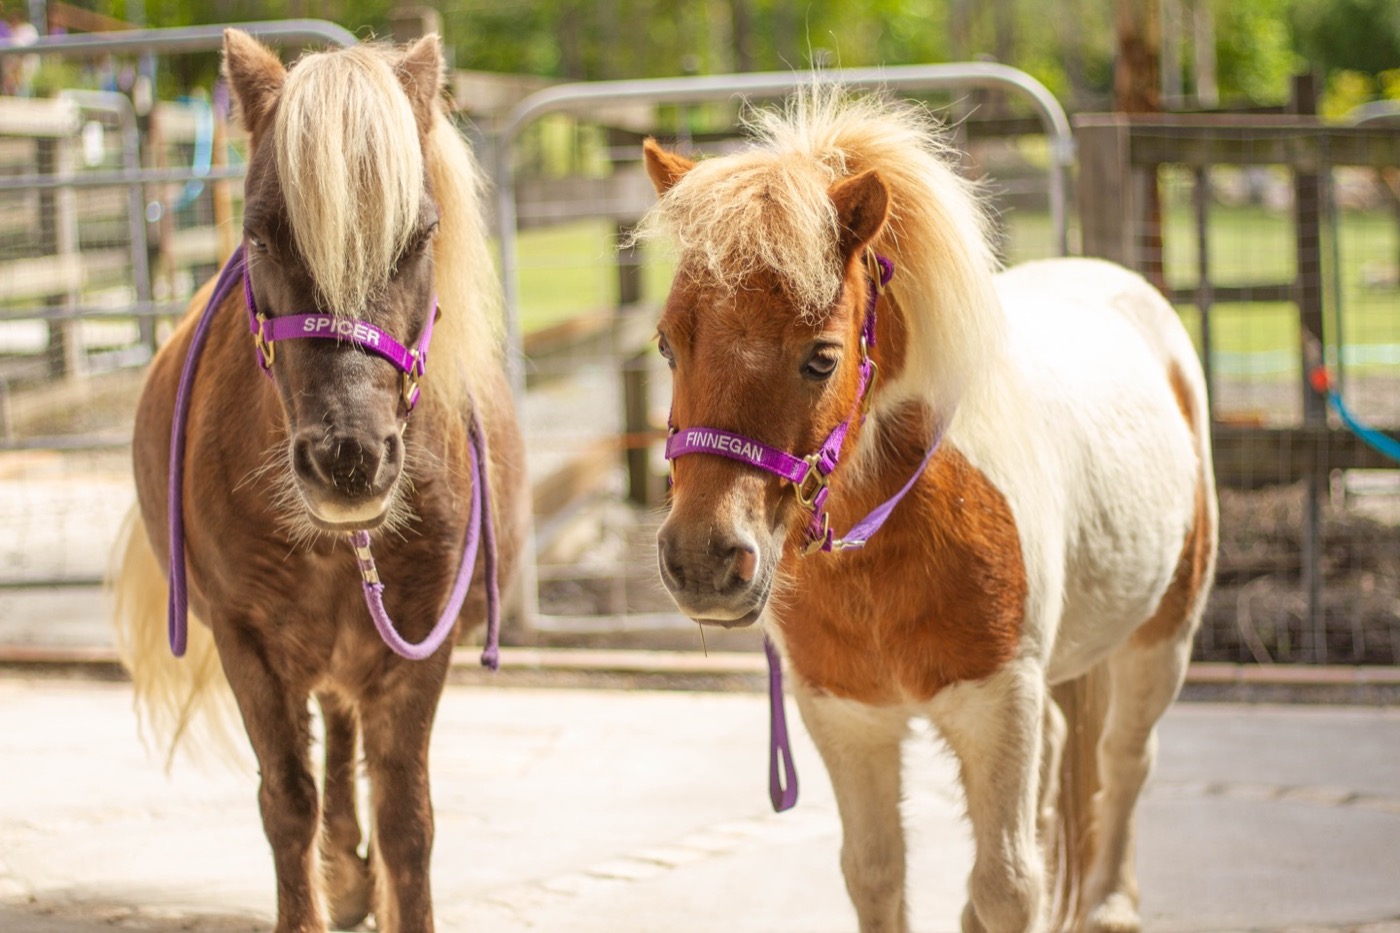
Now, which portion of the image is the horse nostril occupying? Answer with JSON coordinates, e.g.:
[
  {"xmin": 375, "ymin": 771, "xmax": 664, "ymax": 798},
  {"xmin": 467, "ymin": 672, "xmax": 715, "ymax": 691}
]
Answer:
[
  {"xmin": 294, "ymin": 436, "xmax": 327, "ymax": 484},
  {"xmin": 715, "ymin": 538, "xmax": 759, "ymax": 592},
  {"xmin": 657, "ymin": 533, "xmax": 688, "ymax": 590},
  {"xmin": 732, "ymin": 545, "xmax": 759, "ymax": 584}
]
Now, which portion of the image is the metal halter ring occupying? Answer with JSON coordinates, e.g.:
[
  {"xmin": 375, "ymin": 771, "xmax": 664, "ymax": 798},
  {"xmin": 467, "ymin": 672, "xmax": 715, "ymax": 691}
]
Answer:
[
  {"xmin": 793, "ymin": 455, "xmax": 829, "ymax": 510},
  {"xmin": 253, "ymin": 314, "xmax": 275, "ymax": 368},
  {"xmin": 865, "ymin": 249, "xmax": 887, "ymax": 295}
]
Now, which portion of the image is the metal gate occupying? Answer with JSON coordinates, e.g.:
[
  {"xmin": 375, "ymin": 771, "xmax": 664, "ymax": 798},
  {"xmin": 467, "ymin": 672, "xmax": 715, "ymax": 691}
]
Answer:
[
  {"xmin": 0, "ymin": 23, "xmax": 352, "ymax": 614},
  {"xmin": 491, "ymin": 65, "xmax": 1072, "ymax": 645}
]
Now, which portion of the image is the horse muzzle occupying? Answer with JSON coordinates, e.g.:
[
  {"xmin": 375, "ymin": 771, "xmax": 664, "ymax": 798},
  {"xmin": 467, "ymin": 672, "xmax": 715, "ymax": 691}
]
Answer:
[
  {"xmin": 292, "ymin": 426, "xmax": 404, "ymax": 530},
  {"xmin": 656, "ymin": 519, "xmax": 772, "ymax": 627}
]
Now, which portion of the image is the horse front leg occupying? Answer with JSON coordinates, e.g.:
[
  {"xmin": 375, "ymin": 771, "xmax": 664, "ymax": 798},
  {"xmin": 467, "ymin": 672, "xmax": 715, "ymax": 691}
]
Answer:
[
  {"xmin": 796, "ymin": 686, "xmax": 911, "ymax": 933},
  {"xmin": 360, "ymin": 664, "xmax": 448, "ymax": 933},
  {"xmin": 317, "ymin": 691, "xmax": 372, "ymax": 929},
  {"xmin": 932, "ymin": 659, "xmax": 1047, "ymax": 933},
  {"xmin": 212, "ymin": 621, "xmax": 325, "ymax": 933}
]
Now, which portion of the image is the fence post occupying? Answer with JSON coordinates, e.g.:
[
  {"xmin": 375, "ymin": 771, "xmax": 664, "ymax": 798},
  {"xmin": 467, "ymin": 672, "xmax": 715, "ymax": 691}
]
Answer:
[
  {"xmin": 1075, "ymin": 115, "xmax": 1136, "ymax": 268},
  {"xmin": 617, "ymin": 217, "xmax": 657, "ymax": 507},
  {"xmin": 1292, "ymin": 72, "xmax": 1328, "ymax": 662},
  {"xmin": 36, "ymin": 136, "xmax": 82, "ymax": 380}
]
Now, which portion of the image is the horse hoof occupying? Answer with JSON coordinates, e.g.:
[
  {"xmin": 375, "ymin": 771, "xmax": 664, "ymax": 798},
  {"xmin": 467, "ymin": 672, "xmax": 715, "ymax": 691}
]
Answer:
[
  {"xmin": 1084, "ymin": 893, "xmax": 1142, "ymax": 933},
  {"xmin": 326, "ymin": 854, "xmax": 373, "ymax": 930}
]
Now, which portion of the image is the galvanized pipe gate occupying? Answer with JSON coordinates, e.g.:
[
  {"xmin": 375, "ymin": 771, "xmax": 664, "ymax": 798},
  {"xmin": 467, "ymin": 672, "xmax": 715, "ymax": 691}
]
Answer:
[{"xmin": 493, "ymin": 63, "xmax": 1075, "ymax": 399}]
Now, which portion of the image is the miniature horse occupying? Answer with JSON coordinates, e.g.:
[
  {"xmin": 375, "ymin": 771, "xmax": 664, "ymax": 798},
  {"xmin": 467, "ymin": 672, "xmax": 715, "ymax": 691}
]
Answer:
[
  {"xmin": 640, "ymin": 87, "xmax": 1216, "ymax": 932},
  {"xmin": 110, "ymin": 32, "xmax": 526, "ymax": 932}
]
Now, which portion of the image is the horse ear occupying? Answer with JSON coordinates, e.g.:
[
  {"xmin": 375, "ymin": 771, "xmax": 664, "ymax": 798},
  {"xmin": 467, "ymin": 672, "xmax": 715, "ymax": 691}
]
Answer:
[
  {"xmin": 643, "ymin": 138, "xmax": 696, "ymax": 195},
  {"xmin": 829, "ymin": 170, "xmax": 890, "ymax": 259},
  {"xmin": 222, "ymin": 29, "xmax": 286, "ymax": 141},
  {"xmin": 396, "ymin": 34, "xmax": 445, "ymax": 137}
]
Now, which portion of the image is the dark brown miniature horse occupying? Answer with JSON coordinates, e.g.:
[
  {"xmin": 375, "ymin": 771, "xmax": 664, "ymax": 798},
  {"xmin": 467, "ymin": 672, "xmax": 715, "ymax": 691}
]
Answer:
[{"xmin": 110, "ymin": 31, "xmax": 526, "ymax": 933}]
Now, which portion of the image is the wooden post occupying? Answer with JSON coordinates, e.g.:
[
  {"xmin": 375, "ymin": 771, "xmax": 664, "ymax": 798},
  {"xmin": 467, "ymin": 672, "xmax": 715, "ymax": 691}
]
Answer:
[
  {"xmin": 1114, "ymin": 0, "xmax": 1166, "ymax": 292},
  {"xmin": 1291, "ymin": 72, "xmax": 1328, "ymax": 662},
  {"xmin": 617, "ymin": 218, "xmax": 655, "ymax": 507},
  {"xmin": 211, "ymin": 92, "xmax": 235, "ymax": 262},
  {"xmin": 1075, "ymin": 116, "xmax": 1137, "ymax": 268},
  {"xmin": 1192, "ymin": 165, "xmax": 1215, "ymax": 421}
]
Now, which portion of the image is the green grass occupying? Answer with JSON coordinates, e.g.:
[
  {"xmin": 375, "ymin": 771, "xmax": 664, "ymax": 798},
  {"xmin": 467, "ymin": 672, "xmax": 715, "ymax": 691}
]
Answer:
[{"xmin": 512, "ymin": 219, "xmax": 675, "ymax": 334}]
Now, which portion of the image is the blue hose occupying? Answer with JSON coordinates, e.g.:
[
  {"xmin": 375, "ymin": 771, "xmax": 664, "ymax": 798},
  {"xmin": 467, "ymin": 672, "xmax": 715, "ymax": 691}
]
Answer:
[{"xmin": 1326, "ymin": 389, "xmax": 1400, "ymax": 463}]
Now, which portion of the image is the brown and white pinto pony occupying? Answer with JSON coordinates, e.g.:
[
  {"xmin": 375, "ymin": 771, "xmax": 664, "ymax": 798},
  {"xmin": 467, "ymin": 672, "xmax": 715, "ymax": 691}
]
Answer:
[
  {"xmin": 109, "ymin": 32, "xmax": 527, "ymax": 933},
  {"xmin": 640, "ymin": 87, "xmax": 1216, "ymax": 932}
]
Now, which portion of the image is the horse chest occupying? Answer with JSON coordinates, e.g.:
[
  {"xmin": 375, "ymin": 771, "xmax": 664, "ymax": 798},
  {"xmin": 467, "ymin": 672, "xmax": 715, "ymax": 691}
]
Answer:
[{"xmin": 777, "ymin": 449, "xmax": 1029, "ymax": 706}]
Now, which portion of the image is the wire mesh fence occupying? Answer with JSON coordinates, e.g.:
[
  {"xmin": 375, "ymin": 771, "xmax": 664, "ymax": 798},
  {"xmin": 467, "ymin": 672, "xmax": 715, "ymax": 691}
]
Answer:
[{"xmin": 1092, "ymin": 118, "xmax": 1400, "ymax": 665}]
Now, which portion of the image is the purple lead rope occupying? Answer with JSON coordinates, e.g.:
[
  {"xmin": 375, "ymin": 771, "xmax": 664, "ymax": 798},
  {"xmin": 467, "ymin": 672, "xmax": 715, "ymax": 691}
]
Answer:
[
  {"xmin": 167, "ymin": 247, "xmax": 250, "ymax": 656},
  {"xmin": 764, "ymin": 636, "xmax": 798, "ymax": 811},
  {"xmin": 349, "ymin": 419, "xmax": 500, "ymax": 667}
]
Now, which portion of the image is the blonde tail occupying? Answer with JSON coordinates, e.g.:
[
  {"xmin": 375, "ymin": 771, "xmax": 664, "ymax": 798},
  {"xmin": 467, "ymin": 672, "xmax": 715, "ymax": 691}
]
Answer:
[
  {"xmin": 108, "ymin": 508, "xmax": 246, "ymax": 771},
  {"xmin": 1047, "ymin": 662, "xmax": 1109, "ymax": 931}
]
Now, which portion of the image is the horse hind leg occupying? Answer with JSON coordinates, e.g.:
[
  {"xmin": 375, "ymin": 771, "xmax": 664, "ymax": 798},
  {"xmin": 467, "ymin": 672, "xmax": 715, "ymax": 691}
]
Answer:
[
  {"xmin": 1081, "ymin": 623, "xmax": 1197, "ymax": 933},
  {"xmin": 317, "ymin": 692, "xmax": 372, "ymax": 930}
]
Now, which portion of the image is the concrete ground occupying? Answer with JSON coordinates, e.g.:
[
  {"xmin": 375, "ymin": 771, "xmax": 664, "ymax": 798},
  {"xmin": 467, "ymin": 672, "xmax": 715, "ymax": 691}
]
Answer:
[{"xmin": 0, "ymin": 675, "xmax": 1398, "ymax": 933}]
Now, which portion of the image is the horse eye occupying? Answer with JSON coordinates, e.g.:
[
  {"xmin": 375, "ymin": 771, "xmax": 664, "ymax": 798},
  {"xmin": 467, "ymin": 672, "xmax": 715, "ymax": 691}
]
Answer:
[
  {"xmin": 246, "ymin": 233, "xmax": 267, "ymax": 252},
  {"xmin": 657, "ymin": 333, "xmax": 675, "ymax": 367},
  {"xmin": 803, "ymin": 351, "xmax": 838, "ymax": 381}
]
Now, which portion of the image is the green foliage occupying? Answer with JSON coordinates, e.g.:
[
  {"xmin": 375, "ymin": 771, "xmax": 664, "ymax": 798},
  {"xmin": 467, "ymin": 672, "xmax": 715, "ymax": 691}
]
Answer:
[
  {"xmin": 1292, "ymin": 0, "xmax": 1400, "ymax": 79},
  {"xmin": 1321, "ymin": 70, "xmax": 1377, "ymax": 119},
  {"xmin": 59, "ymin": 0, "xmax": 1400, "ymax": 116},
  {"xmin": 1214, "ymin": 0, "xmax": 1296, "ymax": 106}
]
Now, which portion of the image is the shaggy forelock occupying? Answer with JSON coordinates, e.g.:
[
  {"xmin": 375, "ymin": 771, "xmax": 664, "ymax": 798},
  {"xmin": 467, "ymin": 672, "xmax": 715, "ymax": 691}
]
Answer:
[
  {"xmin": 637, "ymin": 146, "xmax": 848, "ymax": 321},
  {"xmin": 635, "ymin": 83, "xmax": 1004, "ymax": 424},
  {"xmin": 274, "ymin": 45, "xmax": 424, "ymax": 315}
]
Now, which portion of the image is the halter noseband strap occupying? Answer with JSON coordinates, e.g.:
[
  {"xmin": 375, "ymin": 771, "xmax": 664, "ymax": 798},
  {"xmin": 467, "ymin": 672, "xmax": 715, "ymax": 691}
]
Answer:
[
  {"xmin": 665, "ymin": 251, "xmax": 942, "ymax": 556},
  {"xmin": 241, "ymin": 244, "xmax": 438, "ymax": 411}
]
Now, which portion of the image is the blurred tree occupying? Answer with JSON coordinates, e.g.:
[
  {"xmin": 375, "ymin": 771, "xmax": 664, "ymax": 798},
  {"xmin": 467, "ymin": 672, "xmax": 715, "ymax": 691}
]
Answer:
[
  {"xmin": 57, "ymin": 0, "xmax": 1400, "ymax": 115},
  {"xmin": 1293, "ymin": 0, "xmax": 1400, "ymax": 79}
]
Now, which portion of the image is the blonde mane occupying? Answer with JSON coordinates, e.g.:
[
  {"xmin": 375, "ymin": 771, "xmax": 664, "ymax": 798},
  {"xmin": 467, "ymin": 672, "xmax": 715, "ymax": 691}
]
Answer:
[
  {"xmin": 273, "ymin": 43, "xmax": 501, "ymax": 419},
  {"xmin": 636, "ymin": 84, "xmax": 1004, "ymax": 418}
]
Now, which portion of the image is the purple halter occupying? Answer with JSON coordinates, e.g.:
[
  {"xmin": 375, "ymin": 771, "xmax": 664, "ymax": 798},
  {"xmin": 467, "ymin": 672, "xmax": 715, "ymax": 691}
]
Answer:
[
  {"xmin": 166, "ymin": 243, "xmax": 500, "ymax": 668},
  {"xmin": 243, "ymin": 255, "xmax": 436, "ymax": 412},
  {"xmin": 664, "ymin": 251, "xmax": 947, "ymax": 814},
  {"xmin": 664, "ymin": 252, "xmax": 945, "ymax": 555}
]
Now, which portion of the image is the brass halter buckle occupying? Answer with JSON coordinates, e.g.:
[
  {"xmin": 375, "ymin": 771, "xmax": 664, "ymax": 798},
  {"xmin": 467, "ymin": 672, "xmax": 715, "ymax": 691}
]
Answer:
[
  {"xmin": 793, "ymin": 453, "xmax": 829, "ymax": 510},
  {"xmin": 253, "ymin": 313, "xmax": 275, "ymax": 368},
  {"xmin": 401, "ymin": 349, "xmax": 423, "ymax": 409}
]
